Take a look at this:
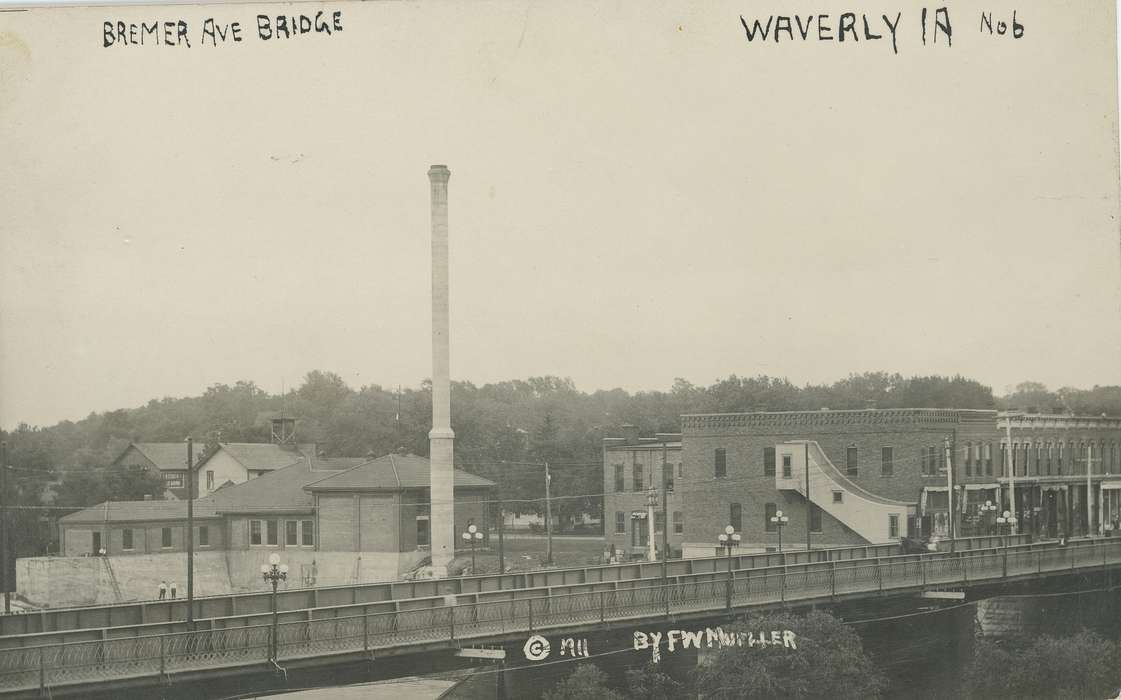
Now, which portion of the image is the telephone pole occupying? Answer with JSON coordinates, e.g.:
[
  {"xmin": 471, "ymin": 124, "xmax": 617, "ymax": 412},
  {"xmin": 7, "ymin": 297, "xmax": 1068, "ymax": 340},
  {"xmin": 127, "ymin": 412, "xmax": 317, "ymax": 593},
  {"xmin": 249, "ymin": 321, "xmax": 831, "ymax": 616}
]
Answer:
[
  {"xmin": 945, "ymin": 437, "xmax": 955, "ymax": 552},
  {"xmin": 661, "ymin": 442, "xmax": 669, "ymax": 581},
  {"xmin": 186, "ymin": 437, "xmax": 194, "ymax": 629},
  {"xmin": 544, "ymin": 462, "xmax": 553, "ymax": 565},
  {"xmin": 1005, "ymin": 414, "xmax": 1018, "ymax": 534},
  {"xmin": 1, "ymin": 441, "xmax": 9, "ymax": 614},
  {"xmin": 805, "ymin": 442, "xmax": 812, "ymax": 554},
  {"xmin": 497, "ymin": 461, "xmax": 506, "ymax": 574}
]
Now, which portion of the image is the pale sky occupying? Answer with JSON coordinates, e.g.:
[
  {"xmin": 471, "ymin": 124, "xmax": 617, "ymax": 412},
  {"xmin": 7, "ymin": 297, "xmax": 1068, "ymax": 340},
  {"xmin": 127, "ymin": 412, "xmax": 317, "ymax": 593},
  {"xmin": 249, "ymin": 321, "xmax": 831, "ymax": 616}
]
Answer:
[{"xmin": 1, "ymin": 0, "xmax": 1120, "ymax": 428}]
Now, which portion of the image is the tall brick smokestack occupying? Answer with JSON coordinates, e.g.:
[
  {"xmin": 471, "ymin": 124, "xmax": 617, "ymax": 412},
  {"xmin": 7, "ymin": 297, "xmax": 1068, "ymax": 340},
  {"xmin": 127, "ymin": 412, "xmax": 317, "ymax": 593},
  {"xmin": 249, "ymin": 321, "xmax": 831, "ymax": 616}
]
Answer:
[{"xmin": 428, "ymin": 164, "xmax": 454, "ymax": 575}]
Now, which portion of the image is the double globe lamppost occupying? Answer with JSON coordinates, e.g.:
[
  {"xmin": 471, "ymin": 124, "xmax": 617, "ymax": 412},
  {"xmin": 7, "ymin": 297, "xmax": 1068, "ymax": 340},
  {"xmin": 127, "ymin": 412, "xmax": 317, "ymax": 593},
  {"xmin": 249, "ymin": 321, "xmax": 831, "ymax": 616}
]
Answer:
[
  {"xmin": 260, "ymin": 553, "xmax": 289, "ymax": 663},
  {"xmin": 996, "ymin": 510, "xmax": 1018, "ymax": 548},
  {"xmin": 980, "ymin": 500, "xmax": 999, "ymax": 537},
  {"xmin": 461, "ymin": 524, "xmax": 484, "ymax": 574},
  {"xmin": 770, "ymin": 509, "xmax": 790, "ymax": 552},
  {"xmin": 717, "ymin": 525, "xmax": 741, "ymax": 611}
]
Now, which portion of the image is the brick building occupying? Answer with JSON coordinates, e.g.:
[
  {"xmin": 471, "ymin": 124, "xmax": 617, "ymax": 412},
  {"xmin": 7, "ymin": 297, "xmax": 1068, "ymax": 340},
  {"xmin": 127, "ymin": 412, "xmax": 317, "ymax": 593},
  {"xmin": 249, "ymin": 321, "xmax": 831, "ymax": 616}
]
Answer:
[
  {"xmin": 601, "ymin": 427, "xmax": 684, "ymax": 560},
  {"xmin": 993, "ymin": 413, "xmax": 1121, "ymax": 539},
  {"xmin": 675, "ymin": 408, "xmax": 1121, "ymax": 558},
  {"xmin": 59, "ymin": 452, "xmax": 495, "ymax": 569}
]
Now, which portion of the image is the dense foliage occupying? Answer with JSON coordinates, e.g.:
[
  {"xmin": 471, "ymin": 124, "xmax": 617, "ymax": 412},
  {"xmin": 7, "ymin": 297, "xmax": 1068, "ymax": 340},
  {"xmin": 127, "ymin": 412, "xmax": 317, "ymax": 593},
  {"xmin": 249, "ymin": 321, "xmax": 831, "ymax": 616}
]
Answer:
[
  {"xmin": 541, "ymin": 664, "xmax": 624, "ymax": 700},
  {"xmin": 690, "ymin": 610, "xmax": 887, "ymax": 700},
  {"xmin": 0, "ymin": 371, "xmax": 1115, "ymax": 561},
  {"xmin": 964, "ymin": 630, "xmax": 1121, "ymax": 699}
]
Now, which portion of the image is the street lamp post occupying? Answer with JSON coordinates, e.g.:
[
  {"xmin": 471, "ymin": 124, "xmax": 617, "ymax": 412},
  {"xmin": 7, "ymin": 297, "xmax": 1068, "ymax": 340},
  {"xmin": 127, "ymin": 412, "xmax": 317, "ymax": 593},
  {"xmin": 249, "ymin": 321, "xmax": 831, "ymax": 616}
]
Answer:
[
  {"xmin": 717, "ymin": 525, "xmax": 741, "ymax": 612},
  {"xmin": 260, "ymin": 553, "xmax": 288, "ymax": 663},
  {"xmin": 461, "ymin": 524, "xmax": 483, "ymax": 574},
  {"xmin": 770, "ymin": 510, "xmax": 789, "ymax": 552},
  {"xmin": 980, "ymin": 500, "xmax": 998, "ymax": 537},
  {"xmin": 995, "ymin": 510, "xmax": 1017, "ymax": 549}
]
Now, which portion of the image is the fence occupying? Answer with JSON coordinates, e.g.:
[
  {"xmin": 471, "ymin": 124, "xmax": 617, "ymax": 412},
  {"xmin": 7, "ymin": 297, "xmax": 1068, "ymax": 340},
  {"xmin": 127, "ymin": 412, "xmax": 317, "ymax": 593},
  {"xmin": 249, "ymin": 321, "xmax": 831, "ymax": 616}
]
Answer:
[{"xmin": 2, "ymin": 538, "xmax": 1119, "ymax": 696}]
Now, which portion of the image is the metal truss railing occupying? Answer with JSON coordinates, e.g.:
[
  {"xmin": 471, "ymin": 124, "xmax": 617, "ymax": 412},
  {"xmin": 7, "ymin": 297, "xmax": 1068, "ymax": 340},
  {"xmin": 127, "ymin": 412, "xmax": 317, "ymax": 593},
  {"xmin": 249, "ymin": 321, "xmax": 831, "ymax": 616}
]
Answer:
[{"xmin": 2, "ymin": 538, "xmax": 1119, "ymax": 695}]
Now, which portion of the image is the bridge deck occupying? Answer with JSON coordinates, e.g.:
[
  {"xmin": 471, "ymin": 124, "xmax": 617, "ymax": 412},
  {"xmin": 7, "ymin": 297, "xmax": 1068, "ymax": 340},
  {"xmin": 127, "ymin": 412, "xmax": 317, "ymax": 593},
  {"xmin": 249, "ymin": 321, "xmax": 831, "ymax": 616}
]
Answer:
[{"xmin": 0, "ymin": 538, "xmax": 1117, "ymax": 697}]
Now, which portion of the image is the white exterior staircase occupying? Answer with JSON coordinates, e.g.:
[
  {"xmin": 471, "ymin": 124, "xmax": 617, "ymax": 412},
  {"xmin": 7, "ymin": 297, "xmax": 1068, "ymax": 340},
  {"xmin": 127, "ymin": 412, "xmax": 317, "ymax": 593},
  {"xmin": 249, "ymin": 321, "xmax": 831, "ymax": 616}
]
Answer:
[{"xmin": 775, "ymin": 441, "xmax": 916, "ymax": 544}]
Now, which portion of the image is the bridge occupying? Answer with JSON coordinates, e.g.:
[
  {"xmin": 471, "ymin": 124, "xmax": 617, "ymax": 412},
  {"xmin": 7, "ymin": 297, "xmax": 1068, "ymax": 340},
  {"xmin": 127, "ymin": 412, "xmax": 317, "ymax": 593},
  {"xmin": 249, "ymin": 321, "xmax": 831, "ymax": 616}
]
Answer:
[{"xmin": 1, "ymin": 536, "xmax": 1118, "ymax": 697}]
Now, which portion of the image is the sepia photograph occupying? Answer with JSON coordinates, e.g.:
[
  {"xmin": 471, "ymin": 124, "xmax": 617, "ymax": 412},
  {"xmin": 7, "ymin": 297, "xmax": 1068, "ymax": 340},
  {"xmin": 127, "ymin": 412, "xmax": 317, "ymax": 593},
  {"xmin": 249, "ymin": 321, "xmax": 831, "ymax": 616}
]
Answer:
[{"xmin": 0, "ymin": 0, "xmax": 1120, "ymax": 698}]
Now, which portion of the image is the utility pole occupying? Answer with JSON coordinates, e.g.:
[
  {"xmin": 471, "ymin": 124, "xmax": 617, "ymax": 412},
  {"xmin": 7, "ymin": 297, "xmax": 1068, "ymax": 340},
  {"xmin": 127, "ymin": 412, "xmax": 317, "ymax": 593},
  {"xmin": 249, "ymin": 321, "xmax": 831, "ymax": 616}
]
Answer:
[
  {"xmin": 646, "ymin": 487, "xmax": 657, "ymax": 563},
  {"xmin": 804, "ymin": 442, "xmax": 812, "ymax": 554},
  {"xmin": 186, "ymin": 437, "xmax": 194, "ymax": 629},
  {"xmin": 544, "ymin": 462, "xmax": 553, "ymax": 566},
  {"xmin": 1087, "ymin": 443, "xmax": 1095, "ymax": 536},
  {"xmin": 0, "ymin": 441, "xmax": 9, "ymax": 614},
  {"xmin": 497, "ymin": 461, "xmax": 506, "ymax": 574},
  {"xmin": 944, "ymin": 437, "xmax": 955, "ymax": 552},
  {"xmin": 1005, "ymin": 414, "xmax": 1018, "ymax": 534},
  {"xmin": 661, "ymin": 442, "xmax": 669, "ymax": 581}
]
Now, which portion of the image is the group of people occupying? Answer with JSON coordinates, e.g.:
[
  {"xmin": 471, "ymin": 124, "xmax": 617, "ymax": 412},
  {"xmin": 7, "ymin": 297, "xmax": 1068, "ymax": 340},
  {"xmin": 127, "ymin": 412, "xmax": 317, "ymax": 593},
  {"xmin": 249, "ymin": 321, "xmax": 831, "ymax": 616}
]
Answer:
[{"xmin": 157, "ymin": 580, "xmax": 178, "ymax": 600}]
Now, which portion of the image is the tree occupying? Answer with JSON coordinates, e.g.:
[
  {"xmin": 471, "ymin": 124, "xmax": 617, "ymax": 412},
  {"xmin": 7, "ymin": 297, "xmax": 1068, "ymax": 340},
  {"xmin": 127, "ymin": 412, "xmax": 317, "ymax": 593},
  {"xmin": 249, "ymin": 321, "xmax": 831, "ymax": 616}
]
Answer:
[
  {"xmin": 54, "ymin": 466, "xmax": 166, "ymax": 507},
  {"xmin": 542, "ymin": 664, "xmax": 623, "ymax": 700},
  {"xmin": 624, "ymin": 661, "xmax": 682, "ymax": 700},
  {"xmin": 691, "ymin": 610, "xmax": 887, "ymax": 700},
  {"xmin": 964, "ymin": 630, "xmax": 1121, "ymax": 699}
]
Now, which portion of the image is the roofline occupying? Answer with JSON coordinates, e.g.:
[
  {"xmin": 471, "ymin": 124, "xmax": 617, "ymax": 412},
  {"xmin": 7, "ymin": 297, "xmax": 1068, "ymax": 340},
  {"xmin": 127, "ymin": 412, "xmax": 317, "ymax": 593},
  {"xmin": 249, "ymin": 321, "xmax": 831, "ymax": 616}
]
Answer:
[{"xmin": 681, "ymin": 408, "xmax": 999, "ymax": 418}]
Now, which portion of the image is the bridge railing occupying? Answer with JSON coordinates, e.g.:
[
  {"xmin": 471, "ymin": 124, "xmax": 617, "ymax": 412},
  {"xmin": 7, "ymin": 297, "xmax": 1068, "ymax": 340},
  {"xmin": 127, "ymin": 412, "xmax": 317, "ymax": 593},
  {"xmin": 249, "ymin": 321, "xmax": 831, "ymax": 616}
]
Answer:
[{"xmin": 3, "ymin": 538, "xmax": 1119, "ymax": 696}]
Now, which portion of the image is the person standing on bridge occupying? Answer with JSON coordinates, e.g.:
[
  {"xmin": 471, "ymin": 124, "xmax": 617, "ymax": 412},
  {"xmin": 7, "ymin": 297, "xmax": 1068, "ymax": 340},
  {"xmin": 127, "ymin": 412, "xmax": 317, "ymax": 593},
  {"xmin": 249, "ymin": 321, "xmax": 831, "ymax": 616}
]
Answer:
[
  {"xmin": 169, "ymin": 581, "xmax": 178, "ymax": 599},
  {"xmin": 158, "ymin": 580, "xmax": 167, "ymax": 600}
]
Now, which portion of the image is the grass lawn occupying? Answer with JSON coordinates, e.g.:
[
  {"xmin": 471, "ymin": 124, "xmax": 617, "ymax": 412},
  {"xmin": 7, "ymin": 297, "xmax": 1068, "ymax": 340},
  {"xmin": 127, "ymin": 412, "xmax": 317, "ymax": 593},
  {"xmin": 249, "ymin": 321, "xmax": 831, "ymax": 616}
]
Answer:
[{"xmin": 451, "ymin": 535, "xmax": 606, "ymax": 575}]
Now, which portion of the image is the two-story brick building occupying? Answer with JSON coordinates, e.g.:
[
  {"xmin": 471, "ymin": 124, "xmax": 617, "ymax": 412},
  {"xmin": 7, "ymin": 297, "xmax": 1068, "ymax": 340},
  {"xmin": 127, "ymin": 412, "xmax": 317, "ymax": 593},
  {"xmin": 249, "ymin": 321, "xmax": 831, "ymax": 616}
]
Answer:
[
  {"xmin": 601, "ymin": 427, "xmax": 684, "ymax": 560},
  {"xmin": 675, "ymin": 408, "xmax": 1121, "ymax": 558}
]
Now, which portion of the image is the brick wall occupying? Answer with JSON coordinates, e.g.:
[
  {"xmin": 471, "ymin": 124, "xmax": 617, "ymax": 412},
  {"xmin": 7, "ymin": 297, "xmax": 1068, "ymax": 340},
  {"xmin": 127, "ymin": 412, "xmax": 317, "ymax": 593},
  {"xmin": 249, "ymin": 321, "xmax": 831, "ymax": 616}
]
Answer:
[
  {"xmin": 61, "ymin": 519, "xmax": 224, "ymax": 556},
  {"xmin": 680, "ymin": 410, "xmax": 1000, "ymax": 550},
  {"xmin": 317, "ymin": 494, "xmax": 356, "ymax": 550}
]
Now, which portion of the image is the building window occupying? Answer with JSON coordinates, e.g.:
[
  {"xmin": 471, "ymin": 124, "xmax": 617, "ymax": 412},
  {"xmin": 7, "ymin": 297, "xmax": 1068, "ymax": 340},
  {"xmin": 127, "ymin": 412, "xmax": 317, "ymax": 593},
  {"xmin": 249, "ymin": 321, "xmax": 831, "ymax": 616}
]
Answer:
[
  {"xmin": 764, "ymin": 447, "xmax": 775, "ymax": 476},
  {"xmin": 984, "ymin": 443, "xmax": 993, "ymax": 475},
  {"xmin": 921, "ymin": 447, "xmax": 929, "ymax": 475},
  {"xmin": 1035, "ymin": 445, "xmax": 1043, "ymax": 476},
  {"xmin": 764, "ymin": 502, "xmax": 777, "ymax": 532},
  {"xmin": 206, "ymin": 470, "xmax": 214, "ymax": 491},
  {"xmin": 888, "ymin": 514, "xmax": 899, "ymax": 539},
  {"xmin": 730, "ymin": 503, "xmax": 742, "ymax": 532},
  {"xmin": 633, "ymin": 460, "xmax": 644, "ymax": 492},
  {"xmin": 266, "ymin": 520, "xmax": 278, "ymax": 546},
  {"xmin": 122, "ymin": 528, "xmax": 133, "ymax": 551},
  {"xmin": 832, "ymin": 491, "xmax": 843, "ymax": 504},
  {"xmin": 250, "ymin": 520, "xmax": 262, "ymax": 545},
  {"xmin": 781, "ymin": 454, "xmax": 792, "ymax": 479},
  {"xmin": 664, "ymin": 463, "xmax": 674, "ymax": 492},
  {"xmin": 301, "ymin": 520, "xmax": 314, "ymax": 546},
  {"xmin": 810, "ymin": 504, "xmax": 822, "ymax": 533},
  {"xmin": 199, "ymin": 526, "xmax": 209, "ymax": 547},
  {"xmin": 965, "ymin": 442, "xmax": 973, "ymax": 476},
  {"xmin": 286, "ymin": 521, "xmax": 299, "ymax": 546},
  {"xmin": 673, "ymin": 511, "xmax": 683, "ymax": 535},
  {"xmin": 881, "ymin": 447, "xmax": 894, "ymax": 477},
  {"xmin": 614, "ymin": 464, "xmax": 625, "ymax": 492},
  {"xmin": 846, "ymin": 447, "xmax": 858, "ymax": 477},
  {"xmin": 1057, "ymin": 442, "xmax": 1064, "ymax": 474},
  {"xmin": 161, "ymin": 527, "xmax": 172, "ymax": 548},
  {"xmin": 715, "ymin": 448, "xmax": 727, "ymax": 478},
  {"xmin": 999, "ymin": 443, "xmax": 1007, "ymax": 476},
  {"xmin": 654, "ymin": 512, "xmax": 665, "ymax": 533},
  {"xmin": 615, "ymin": 511, "xmax": 626, "ymax": 535},
  {"xmin": 676, "ymin": 461, "xmax": 683, "ymax": 478},
  {"xmin": 416, "ymin": 516, "xmax": 430, "ymax": 547}
]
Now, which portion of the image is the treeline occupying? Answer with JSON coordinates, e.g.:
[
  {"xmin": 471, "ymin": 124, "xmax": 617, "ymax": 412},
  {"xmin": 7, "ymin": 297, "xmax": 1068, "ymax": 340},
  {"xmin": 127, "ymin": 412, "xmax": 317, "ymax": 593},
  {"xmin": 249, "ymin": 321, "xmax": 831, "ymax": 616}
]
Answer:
[{"xmin": 3, "ymin": 373, "xmax": 1119, "ymax": 525}]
